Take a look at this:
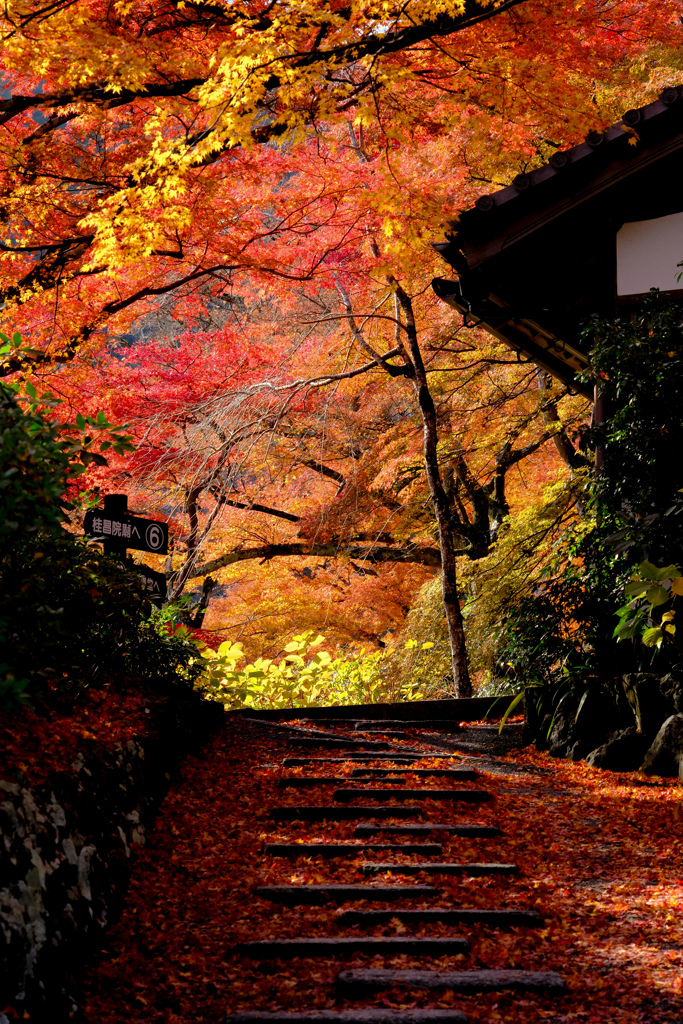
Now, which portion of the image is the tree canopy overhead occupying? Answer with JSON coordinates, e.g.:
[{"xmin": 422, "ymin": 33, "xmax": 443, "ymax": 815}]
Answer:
[
  {"xmin": 2, "ymin": 0, "xmax": 682, "ymax": 694},
  {"xmin": 1, "ymin": 0, "xmax": 679, "ymax": 368}
]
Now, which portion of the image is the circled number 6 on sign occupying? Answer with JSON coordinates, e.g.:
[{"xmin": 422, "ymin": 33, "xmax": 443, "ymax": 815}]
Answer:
[{"xmin": 145, "ymin": 523, "xmax": 165, "ymax": 551}]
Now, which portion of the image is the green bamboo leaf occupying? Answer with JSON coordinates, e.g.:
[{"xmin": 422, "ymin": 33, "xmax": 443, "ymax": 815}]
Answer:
[{"xmin": 497, "ymin": 691, "xmax": 524, "ymax": 735}]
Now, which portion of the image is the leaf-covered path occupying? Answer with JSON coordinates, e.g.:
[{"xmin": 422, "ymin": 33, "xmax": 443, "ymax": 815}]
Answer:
[{"xmin": 81, "ymin": 718, "xmax": 683, "ymax": 1024}]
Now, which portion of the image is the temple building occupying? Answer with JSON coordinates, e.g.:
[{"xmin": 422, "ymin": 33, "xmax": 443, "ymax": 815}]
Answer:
[{"xmin": 432, "ymin": 85, "xmax": 683, "ymax": 399}]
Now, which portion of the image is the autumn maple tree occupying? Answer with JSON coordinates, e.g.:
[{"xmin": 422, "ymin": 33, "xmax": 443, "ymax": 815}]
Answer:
[{"xmin": 2, "ymin": 0, "xmax": 682, "ymax": 694}]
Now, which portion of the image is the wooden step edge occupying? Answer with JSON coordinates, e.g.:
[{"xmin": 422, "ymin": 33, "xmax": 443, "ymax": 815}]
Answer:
[
  {"xmin": 337, "ymin": 908, "xmax": 543, "ymax": 928},
  {"xmin": 263, "ymin": 843, "xmax": 443, "ymax": 857},
  {"xmin": 360, "ymin": 862, "xmax": 519, "ymax": 876},
  {"xmin": 336, "ymin": 967, "xmax": 566, "ymax": 996},
  {"xmin": 225, "ymin": 1010, "xmax": 469, "ymax": 1024},
  {"xmin": 233, "ymin": 936, "xmax": 469, "ymax": 958},
  {"xmin": 333, "ymin": 789, "xmax": 491, "ymax": 803},
  {"xmin": 253, "ymin": 883, "xmax": 438, "ymax": 904}
]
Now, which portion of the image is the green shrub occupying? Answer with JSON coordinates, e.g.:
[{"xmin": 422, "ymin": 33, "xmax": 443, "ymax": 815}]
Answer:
[
  {"xmin": 0, "ymin": 384, "xmax": 71, "ymax": 546},
  {"xmin": 489, "ymin": 297, "xmax": 683, "ymax": 729},
  {"xmin": 0, "ymin": 383, "xmax": 197, "ymax": 711}
]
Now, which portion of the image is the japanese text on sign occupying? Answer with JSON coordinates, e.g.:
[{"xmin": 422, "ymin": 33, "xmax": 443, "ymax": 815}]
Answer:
[
  {"xmin": 92, "ymin": 517, "xmax": 133, "ymax": 539},
  {"xmin": 83, "ymin": 509, "xmax": 168, "ymax": 555}
]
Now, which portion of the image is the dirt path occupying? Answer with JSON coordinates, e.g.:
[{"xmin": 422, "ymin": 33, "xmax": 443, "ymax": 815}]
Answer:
[{"xmin": 79, "ymin": 717, "xmax": 683, "ymax": 1024}]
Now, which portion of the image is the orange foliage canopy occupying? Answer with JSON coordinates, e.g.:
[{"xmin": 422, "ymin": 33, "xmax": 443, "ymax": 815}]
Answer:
[
  {"xmin": 2, "ymin": 0, "xmax": 681, "ymax": 654},
  {"xmin": 0, "ymin": 0, "xmax": 680, "ymax": 364}
]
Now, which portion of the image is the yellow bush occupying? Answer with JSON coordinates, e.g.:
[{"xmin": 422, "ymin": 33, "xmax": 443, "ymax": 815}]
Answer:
[{"xmin": 193, "ymin": 631, "xmax": 433, "ymax": 710}]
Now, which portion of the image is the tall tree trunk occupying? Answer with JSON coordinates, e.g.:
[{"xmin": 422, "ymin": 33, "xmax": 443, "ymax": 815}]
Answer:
[{"xmin": 394, "ymin": 283, "xmax": 473, "ymax": 698}]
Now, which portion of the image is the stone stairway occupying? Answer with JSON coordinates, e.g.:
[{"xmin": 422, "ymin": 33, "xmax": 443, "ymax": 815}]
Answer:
[{"xmin": 226, "ymin": 716, "xmax": 566, "ymax": 1024}]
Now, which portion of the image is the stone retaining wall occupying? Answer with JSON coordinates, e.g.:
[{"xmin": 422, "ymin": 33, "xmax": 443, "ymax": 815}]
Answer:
[{"xmin": 0, "ymin": 693, "xmax": 222, "ymax": 1021}]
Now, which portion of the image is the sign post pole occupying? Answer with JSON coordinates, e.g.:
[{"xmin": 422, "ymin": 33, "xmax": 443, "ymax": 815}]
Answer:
[{"xmin": 102, "ymin": 493, "xmax": 129, "ymax": 558}]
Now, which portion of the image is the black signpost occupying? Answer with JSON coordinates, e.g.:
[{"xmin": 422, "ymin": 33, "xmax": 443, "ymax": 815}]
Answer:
[
  {"xmin": 84, "ymin": 494, "xmax": 169, "ymax": 605},
  {"xmin": 135, "ymin": 565, "xmax": 168, "ymax": 605}
]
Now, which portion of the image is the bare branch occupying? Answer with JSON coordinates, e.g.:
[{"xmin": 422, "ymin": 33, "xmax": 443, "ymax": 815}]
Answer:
[{"xmin": 187, "ymin": 540, "xmax": 444, "ymax": 579}]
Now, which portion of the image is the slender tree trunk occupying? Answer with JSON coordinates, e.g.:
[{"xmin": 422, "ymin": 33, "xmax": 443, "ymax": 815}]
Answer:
[{"xmin": 393, "ymin": 283, "xmax": 473, "ymax": 698}]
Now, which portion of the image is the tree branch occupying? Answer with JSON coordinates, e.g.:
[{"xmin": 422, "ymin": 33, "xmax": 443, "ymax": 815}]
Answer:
[
  {"xmin": 1, "ymin": 1, "xmax": 528, "ymax": 131},
  {"xmin": 187, "ymin": 541, "xmax": 444, "ymax": 579}
]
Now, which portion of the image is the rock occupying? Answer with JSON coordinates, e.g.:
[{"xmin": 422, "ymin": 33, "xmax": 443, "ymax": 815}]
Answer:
[
  {"xmin": 585, "ymin": 727, "xmax": 651, "ymax": 772},
  {"xmin": 659, "ymin": 674, "xmax": 683, "ymax": 715},
  {"xmin": 535, "ymin": 714, "xmax": 553, "ymax": 751},
  {"xmin": 535, "ymin": 689, "xmax": 627, "ymax": 761},
  {"xmin": 547, "ymin": 708, "xmax": 574, "ymax": 758},
  {"xmin": 621, "ymin": 673, "xmax": 673, "ymax": 735},
  {"xmin": 640, "ymin": 714, "xmax": 683, "ymax": 778},
  {"xmin": 522, "ymin": 686, "xmax": 541, "ymax": 746}
]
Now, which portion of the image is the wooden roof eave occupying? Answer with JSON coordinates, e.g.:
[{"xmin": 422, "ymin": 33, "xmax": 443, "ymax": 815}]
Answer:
[
  {"xmin": 431, "ymin": 277, "xmax": 593, "ymax": 398},
  {"xmin": 440, "ymin": 90, "xmax": 683, "ymax": 271}
]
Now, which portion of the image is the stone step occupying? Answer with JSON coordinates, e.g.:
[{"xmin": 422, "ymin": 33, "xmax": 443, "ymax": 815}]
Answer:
[
  {"xmin": 288, "ymin": 737, "xmax": 394, "ymax": 751},
  {"xmin": 360, "ymin": 862, "xmax": 519, "ymax": 877},
  {"xmin": 278, "ymin": 777, "xmax": 407, "ymax": 788},
  {"xmin": 354, "ymin": 823, "xmax": 501, "ymax": 838},
  {"xmin": 351, "ymin": 768, "xmax": 478, "ymax": 780},
  {"xmin": 334, "ymin": 789, "xmax": 491, "ymax": 804},
  {"xmin": 282, "ymin": 756, "xmax": 457, "ymax": 767},
  {"xmin": 295, "ymin": 718, "xmax": 366, "ymax": 726},
  {"xmin": 336, "ymin": 968, "xmax": 566, "ymax": 997},
  {"xmin": 354, "ymin": 731, "xmax": 409, "ymax": 739},
  {"xmin": 235, "ymin": 936, "xmax": 469, "ymax": 958},
  {"xmin": 254, "ymin": 884, "xmax": 437, "ymax": 905},
  {"xmin": 353, "ymin": 721, "xmax": 463, "ymax": 733},
  {"xmin": 270, "ymin": 805, "xmax": 424, "ymax": 822},
  {"xmin": 244, "ymin": 719, "xmax": 350, "ymax": 740},
  {"xmin": 224, "ymin": 1009, "xmax": 468, "ymax": 1024},
  {"xmin": 338, "ymin": 907, "xmax": 543, "ymax": 928},
  {"xmin": 264, "ymin": 843, "xmax": 443, "ymax": 858}
]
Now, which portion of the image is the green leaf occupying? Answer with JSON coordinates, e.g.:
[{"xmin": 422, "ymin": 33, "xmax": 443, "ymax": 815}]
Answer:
[
  {"xmin": 653, "ymin": 564, "xmax": 681, "ymax": 581},
  {"xmin": 645, "ymin": 585, "xmax": 670, "ymax": 608},
  {"xmin": 574, "ymin": 689, "xmax": 590, "ymax": 725},
  {"xmin": 642, "ymin": 626, "xmax": 664, "ymax": 648},
  {"xmin": 497, "ymin": 690, "xmax": 524, "ymax": 735},
  {"xmin": 12, "ymin": 331, "xmax": 22, "ymax": 347},
  {"xmin": 75, "ymin": 413, "xmax": 86, "ymax": 430},
  {"xmin": 24, "ymin": 381, "xmax": 37, "ymax": 399}
]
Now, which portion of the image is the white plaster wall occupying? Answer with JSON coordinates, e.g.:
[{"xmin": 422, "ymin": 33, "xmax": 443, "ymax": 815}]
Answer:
[{"xmin": 616, "ymin": 210, "xmax": 683, "ymax": 295}]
